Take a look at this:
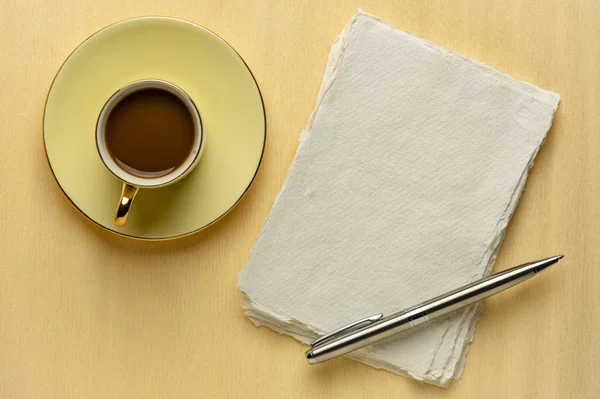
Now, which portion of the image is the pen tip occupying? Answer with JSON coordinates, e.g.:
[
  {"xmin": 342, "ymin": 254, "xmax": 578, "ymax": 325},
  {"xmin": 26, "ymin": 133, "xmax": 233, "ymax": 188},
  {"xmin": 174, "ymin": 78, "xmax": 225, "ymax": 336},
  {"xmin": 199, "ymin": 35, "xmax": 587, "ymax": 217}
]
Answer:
[{"xmin": 533, "ymin": 255, "xmax": 564, "ymax": 273}]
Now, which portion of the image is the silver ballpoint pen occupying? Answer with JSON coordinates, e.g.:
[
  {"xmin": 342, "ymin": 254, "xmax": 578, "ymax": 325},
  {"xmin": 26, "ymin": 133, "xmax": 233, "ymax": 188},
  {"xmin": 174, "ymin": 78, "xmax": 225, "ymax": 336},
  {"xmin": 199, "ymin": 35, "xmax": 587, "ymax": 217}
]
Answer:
[{"xmin": 306, "ymin": 255, "xmax": 563, "ymax": 364}]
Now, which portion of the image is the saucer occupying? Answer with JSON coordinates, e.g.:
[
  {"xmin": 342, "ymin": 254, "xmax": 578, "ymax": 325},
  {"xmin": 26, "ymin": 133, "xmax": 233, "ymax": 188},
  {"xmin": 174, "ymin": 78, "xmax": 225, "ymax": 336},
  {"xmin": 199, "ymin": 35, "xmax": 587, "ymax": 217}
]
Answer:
[{"xmin": 44, "ymin": 17, "xmax": 265, "ymax": 240}]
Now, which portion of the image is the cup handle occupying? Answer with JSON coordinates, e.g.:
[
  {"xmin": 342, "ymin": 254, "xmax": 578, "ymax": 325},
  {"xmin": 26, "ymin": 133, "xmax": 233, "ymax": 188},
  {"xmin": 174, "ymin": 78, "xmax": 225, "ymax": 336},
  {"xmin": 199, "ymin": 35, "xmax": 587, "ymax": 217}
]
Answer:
[{"xmin": 113, "ymin": 183, "xmax": 139, "ymax": 227}]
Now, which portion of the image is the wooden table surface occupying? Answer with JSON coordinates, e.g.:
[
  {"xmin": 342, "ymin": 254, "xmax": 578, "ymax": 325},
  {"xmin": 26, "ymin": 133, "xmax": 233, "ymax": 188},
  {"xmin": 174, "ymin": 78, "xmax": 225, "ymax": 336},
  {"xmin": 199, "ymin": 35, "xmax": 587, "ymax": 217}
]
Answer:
[{"xmin": 1, "ymin": 0, "xmax": 599, "ymax": 397}]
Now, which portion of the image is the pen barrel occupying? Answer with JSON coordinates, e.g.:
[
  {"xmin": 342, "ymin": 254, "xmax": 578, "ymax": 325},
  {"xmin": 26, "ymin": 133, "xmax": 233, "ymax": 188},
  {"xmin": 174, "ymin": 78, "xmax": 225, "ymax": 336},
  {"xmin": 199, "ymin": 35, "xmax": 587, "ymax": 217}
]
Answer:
[
  {"xmin": 309, "ymin": 260, "xmax": 549, "ymax": 363},
  {"xmin": 418, "ymin": 264, "xmax": 538, "ymax": 320}
]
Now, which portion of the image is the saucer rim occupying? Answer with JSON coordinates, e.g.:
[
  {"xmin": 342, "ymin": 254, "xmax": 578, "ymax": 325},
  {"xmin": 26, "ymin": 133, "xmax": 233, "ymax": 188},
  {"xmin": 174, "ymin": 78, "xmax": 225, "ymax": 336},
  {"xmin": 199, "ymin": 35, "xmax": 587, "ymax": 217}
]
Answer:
[{"xmin": 42, "ymin": 16, "xmax": 266, "ymax": 241}]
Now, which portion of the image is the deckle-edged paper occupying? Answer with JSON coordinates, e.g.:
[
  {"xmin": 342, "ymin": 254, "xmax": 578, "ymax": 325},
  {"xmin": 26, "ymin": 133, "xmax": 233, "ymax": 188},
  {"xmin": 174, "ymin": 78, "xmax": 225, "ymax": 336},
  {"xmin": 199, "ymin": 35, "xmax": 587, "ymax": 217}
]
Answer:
[{"xmin": 237, "ymin": 10, "xmax": 559, "ymax": 386}]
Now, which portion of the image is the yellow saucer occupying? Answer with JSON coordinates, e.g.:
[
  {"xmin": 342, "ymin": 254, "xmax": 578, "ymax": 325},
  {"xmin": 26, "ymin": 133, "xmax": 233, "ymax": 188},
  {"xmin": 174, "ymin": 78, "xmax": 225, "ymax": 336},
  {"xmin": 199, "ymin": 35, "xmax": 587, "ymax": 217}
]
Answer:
[{"xmin": 43, "ymin": 17, "xmax": 265, "ymax": 240}]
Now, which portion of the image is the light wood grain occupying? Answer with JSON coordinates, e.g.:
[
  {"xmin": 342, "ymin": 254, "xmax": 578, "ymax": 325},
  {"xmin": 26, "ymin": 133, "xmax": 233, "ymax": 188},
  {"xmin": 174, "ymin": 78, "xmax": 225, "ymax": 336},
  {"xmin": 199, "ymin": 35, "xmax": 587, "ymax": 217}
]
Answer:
[{"xmin": 0, "ymin": 0, "xmax": 598, "ymax": 397}]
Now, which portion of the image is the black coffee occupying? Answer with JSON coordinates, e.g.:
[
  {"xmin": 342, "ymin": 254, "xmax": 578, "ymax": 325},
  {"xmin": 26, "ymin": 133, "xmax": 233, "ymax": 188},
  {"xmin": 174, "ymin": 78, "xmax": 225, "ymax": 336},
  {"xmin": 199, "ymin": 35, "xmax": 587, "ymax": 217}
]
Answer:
[{"xmin": 105, "ymin": 88, "xmax": 195, "ymax": 178}]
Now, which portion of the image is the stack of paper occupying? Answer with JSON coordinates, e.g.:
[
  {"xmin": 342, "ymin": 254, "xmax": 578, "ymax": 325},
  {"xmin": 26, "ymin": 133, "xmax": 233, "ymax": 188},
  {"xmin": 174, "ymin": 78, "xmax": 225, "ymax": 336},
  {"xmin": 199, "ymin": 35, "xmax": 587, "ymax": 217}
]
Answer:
[{"xmin": 238, "ymin": 10, "xmax": 559, "ymax": 386}]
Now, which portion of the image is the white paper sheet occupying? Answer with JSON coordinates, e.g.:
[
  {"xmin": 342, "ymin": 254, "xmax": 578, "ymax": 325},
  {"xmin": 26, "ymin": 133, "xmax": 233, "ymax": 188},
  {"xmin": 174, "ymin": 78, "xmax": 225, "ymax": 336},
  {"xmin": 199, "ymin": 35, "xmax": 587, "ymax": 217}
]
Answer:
[{"xmin": 237, "ymin": 10, "xmax": 559, "ymax": 386}]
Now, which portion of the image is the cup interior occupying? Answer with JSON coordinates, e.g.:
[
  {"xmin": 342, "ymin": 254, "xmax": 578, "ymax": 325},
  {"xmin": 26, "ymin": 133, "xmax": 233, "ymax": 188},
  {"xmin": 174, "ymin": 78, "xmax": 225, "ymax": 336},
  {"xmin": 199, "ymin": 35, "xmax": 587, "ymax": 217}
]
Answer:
[{"xmin": 96, "ymin": 80, "xmax": 203, "ymax": 188}]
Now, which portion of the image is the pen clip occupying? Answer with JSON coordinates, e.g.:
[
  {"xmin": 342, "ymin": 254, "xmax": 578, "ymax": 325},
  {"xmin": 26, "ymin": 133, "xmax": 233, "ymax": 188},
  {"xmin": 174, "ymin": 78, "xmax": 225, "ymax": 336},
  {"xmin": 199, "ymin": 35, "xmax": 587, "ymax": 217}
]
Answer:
[{"xmin": 310, "ymin": 313, "xmax": 384, "ymax": 348}]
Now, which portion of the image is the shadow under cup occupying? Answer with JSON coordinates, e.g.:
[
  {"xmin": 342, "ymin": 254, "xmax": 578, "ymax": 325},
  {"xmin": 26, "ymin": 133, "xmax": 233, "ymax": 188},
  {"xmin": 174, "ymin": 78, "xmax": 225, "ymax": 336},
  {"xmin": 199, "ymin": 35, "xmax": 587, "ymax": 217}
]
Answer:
[{"xmin": 95, "ymin": 79, "xmax": 204, "ymax": 227}]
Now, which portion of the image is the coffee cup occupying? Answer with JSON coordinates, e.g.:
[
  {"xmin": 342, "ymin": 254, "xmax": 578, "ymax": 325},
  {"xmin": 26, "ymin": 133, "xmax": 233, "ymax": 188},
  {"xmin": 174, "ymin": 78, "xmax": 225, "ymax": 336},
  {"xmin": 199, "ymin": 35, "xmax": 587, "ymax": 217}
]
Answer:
[{"xmin": 96, "ymin": 79, "xmax": 204, "ymax": 227}]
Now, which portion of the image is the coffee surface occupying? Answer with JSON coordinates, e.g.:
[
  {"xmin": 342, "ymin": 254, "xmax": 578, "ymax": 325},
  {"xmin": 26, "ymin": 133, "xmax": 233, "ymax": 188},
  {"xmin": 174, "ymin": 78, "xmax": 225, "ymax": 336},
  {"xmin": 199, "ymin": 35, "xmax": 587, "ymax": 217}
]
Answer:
[{"xmin": 105, "ymin": 88, "xmax": 195, "ymax": 178}]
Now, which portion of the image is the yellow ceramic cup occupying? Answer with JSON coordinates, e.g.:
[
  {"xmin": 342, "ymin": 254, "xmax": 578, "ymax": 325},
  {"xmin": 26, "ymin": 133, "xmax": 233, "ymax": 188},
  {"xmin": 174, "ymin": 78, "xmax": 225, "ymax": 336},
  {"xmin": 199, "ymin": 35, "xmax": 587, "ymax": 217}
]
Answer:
[{"xmin": 95, "ymin": 79, "xmax": 204, "ymax": 227}]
